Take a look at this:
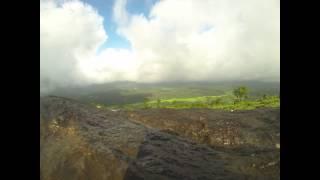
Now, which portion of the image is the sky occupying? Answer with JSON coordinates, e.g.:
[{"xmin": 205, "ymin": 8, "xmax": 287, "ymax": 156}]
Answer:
[
  {"xmin": 40, "ymin": 0, "xmax": 280, "ymax": 93},
  {"xmin": 80, "ymin": 0, "xmax": 158, "ymax": 50}
]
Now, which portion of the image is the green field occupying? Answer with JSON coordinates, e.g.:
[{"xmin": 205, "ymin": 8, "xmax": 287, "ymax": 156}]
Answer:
[
  {"xmin": 95, "ymin": 95, "xmax": 279, "ymax": 111},
  {"xmin": 52, "ymin": 81, "xmax": 280, "ymax": 111}
]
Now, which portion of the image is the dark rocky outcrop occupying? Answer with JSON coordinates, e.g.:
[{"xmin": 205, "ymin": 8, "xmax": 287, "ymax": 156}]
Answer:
[
  {"xmin": 40, "ymin": 96, "xmax": 148, "ymax": 180},
  {"xmin": 124, "ymin": 131, "xmax": 243, "ymax": 180},
  {"xmin": 40, "ymin": 96, "xmax": 279, "ymax": 180},
  {"xmin": 126, "ymin": 108, "xmax": 280, "ymax": 149}
]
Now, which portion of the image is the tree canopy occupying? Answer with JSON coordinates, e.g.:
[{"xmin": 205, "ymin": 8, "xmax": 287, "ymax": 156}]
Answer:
[{"xmin": 233, "ymin": 86, "xmax": 249, "ymax": 101}]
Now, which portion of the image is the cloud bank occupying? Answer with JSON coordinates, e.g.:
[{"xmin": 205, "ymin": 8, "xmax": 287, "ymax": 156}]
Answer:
[
  {"xmin": 40, "ymin": 0, "xmax": 280, "ymax": 93},
  {"xmin": 40, "ymin": 0, "xmax": 107, "ymax": 93}
]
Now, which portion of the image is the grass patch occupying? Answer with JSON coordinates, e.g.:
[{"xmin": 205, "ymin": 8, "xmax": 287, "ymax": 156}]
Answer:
[{"xmin": 106, "ymin": 95, "xmax": 279, "ymax": 111}]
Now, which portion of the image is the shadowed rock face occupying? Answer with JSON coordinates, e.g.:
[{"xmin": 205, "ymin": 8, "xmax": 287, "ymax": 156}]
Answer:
[
  {"xmin": 124, "ymin": 132, "xmax": 242, "ymax": 180},
  {"xmin": 40, "ymin": 96, "xmax": 279, "ymax": 180},
  {"xmin": 40, "ymin": 96, "xmax": 148, "ymax": 180}
]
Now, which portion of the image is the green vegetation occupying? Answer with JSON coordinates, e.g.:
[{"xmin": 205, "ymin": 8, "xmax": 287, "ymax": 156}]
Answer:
[
  {"xmin": 108, "ymin": 94, "xmax": 279, "ymax": 111},
  {"xmin": 143, "ymin": 98, "xmax": 149, "ymax": 109},
  {"xmin": 233, "ymin": 86, "xmax": 249, "ymax": 102},
  {"xmin": 54, "ymin": 81, "xmax": 280, "ymax": 111},
  {"xmin": 156, "ymin": 99, "xmax": 161, "ymax": 108},
  {"xmin": 104, "ymin": 86, "xmax": 279, "ymax": 111}
]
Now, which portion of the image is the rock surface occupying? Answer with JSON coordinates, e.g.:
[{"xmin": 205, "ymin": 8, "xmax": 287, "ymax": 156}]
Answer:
[
  {"xmin": 40, "ymin": 96, "xmax": 148, "ymax": 180},
  {"xmin": 126, "ymin": 108, "xmax": 280, "ymax": 149},
  {"xmin": 40, "ymin": 96, "xmax": 280, "ymax": 180}
]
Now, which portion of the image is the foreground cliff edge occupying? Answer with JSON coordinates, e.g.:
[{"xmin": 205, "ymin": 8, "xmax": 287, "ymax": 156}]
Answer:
[{"xmin": 40, "ymin": 96, "xmax": 280, "ymax": 180}]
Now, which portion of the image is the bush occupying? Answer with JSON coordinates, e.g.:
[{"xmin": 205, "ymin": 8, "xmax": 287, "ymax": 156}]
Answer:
[{"xmin": 233, "ymin": 86, "xmax": 249, "ymax": 102}]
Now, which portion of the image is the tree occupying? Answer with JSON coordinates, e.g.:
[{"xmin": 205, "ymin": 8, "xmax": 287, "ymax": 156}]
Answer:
[
  {"xmin": 233, "ymin": 86, "xmax": 249, "ymax": 102},
  {"xmin": 262, "ymin": 94, "xmax": 267, "ymax": 99},
  {"xmin": 259, "ymin": 94, "xmax": 267, "ymax": 103},
  {"xmin": 172, "ymin": 100, "xmax": 177, "ymax": 106},
  {"xmin": 215, "ymin": 97, "xmax": 222, "ymax": 105},
  {"xmin": 156, "ymin": 99, "xmax": 161, "ymax": 108}
]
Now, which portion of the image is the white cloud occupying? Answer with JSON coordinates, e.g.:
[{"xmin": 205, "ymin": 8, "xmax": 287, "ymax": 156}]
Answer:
[
  {"xmin": 114, "ymin": 0, "xmax": 280, "ymax": 82},
  {"xmin": 40, "ymin": 0, "xmax": 107, "ymax": 93},
  {"xmin": 113, "ymin": 0, "xmax": 129, "ymax": 26},
  {"xmin": 78, "ymin": 48, "xmax": 139, "ymax": 83},
  {"xmin": 40, "ymin": 0, "xmax": 280, "ymax": 93}
]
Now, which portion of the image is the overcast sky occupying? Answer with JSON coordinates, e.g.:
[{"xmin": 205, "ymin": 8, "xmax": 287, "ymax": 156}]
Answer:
[{"xmin": 40, "ymin": 0, "xmax": 280, "ymax": 93}]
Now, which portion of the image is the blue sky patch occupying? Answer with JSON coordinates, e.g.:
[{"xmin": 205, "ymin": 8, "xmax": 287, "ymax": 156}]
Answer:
[{"xmin": 82, "ymin": 0, "xmax": 159, "ymax": 51}]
